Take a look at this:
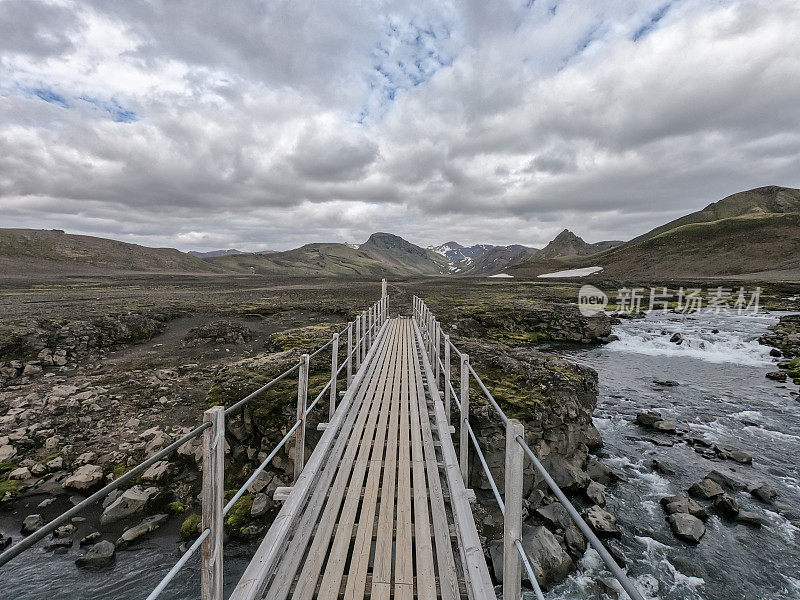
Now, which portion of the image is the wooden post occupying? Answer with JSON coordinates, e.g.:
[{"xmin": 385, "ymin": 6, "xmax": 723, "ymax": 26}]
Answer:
[
  {"xmin": 294, "ymin": 354, "xmax": 309, "ymax": 481},
  {"xmin": 368, "ymin": 306, "xmax": 373, "ymax": 348},
  {"xmin": 361, "ymin": 311, "xmax": 367, "ymax": 362},
  {"xmin": 381, "ymin": 278, "xmax": 387, "ymax": 299},
  {"xmin": 354, "ymin": 316, "xmax": 361, "ymax": 371},
  {"xmin": 435, "ymin": 320, "xmax": 441, "ymax": 388},
  {"xmin": 460, "ymin": 353, "xmax": 470, "ymax": 486},
  {"xmin": 329, "ymin": 333, "xmax": 338, "ymax": 421},
  {"xmin": 202, "ymin": 406, "xmax": 224, "ymax": 600},
  {"xmin": 346, "ymin": 322, "xmax": 353, "ymax": 387},
  {"xmin": 444, "ymin": 334, "xmax": 451, "ymax": 424},
  {"xmin": 503, "ymin": 419, "xmax": 525, "ymax": 600}
]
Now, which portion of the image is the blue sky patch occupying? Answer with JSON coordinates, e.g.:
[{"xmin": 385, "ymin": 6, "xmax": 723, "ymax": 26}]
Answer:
[
  {"xmin": 33, "ymin": 87, "xmax": 69, "ymax": 108},
  {"xmin": 80, "ymin": 96, "xmax": 138, "ymax": 122},
  {"xmin": 633, "ymin": 3, "xmax": 672, "ymax": 42}
]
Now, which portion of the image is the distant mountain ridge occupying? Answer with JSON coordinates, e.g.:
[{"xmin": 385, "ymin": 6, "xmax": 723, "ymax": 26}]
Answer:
[
  {"xmin": 510, "ymin": 185, "xmax": 800, "ymax": 280},
  {"xmin": 3, "ymin": 185, "xmax": 798, "ymax": 279}
]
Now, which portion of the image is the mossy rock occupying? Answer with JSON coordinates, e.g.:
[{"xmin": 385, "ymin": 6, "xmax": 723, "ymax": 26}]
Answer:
[
  {"xmin": 0, "ymin": 461, "xmax": 18, "ymax": 476},
  {"xmin": 0, "ymin": 479, "xmax": 20, "ymax": 497},
  {"xmin": 180, "ymin": 513, "xmax": 201, "ymax": 538},
  {"xmin": 224, "ymin": 494, "xmax": 254, "ymax": 534},
  {"xmin": 167, "ymin": 501, "xmax": 185, "ymax": 515},
  {"xmin": 266, "ymin": 323, "xmax": 342, "ymax": 352}
]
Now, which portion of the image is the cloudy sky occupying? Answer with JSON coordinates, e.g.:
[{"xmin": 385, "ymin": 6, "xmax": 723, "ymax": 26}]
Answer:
[{"xmin": 1, "ymin": 0, "xmax": 799, "ymax": 252}]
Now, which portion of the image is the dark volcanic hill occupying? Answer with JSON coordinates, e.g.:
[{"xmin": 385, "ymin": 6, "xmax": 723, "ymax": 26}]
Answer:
[
  {"xmin": 535, "ymin": 229, "xmax": 622, "ymax": 259},
  {"xmin": 0, "ymin": 228, "xmax": 222, "ymax": 275}
]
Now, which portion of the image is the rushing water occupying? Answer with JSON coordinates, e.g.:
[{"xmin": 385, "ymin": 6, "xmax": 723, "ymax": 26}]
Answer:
[
  {"xmin": 549, "ymin": 310, "xmax": 800, "ymax": 600},
  {"xmin": 2, "ymin": 310, "xmax": 799, "ymax": 599}
]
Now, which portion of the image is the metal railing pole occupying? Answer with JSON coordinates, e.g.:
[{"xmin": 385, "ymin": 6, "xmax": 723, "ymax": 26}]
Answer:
[
  {"xmin": 294, "ymin": 354, "xmax": 309, "ymax": 481},
  {"xmin": 201, "ymin": 406, "xmax": 224, "ymax": 600},
  {"xmin": 460, "ymin": 353, "xmax": 470, "ymax": 486},
  {"xmin": 368, "ymin": 306, "xmax": 373, "ymax": 348},
  {"xmin": 361, "ymin": 311, "xmax": 367, "ymax": 361},
  {"xmin": 329, "ymin": 333, "xmax": 339, "ymax": 421},
  {"xmin": 347, "ymin": 322, "xmax": 353, "ymax": 387},
  {"xmin": 444, "ymin": 334, "xmax": 451, "ymax": 425},
  {"xmin": 503, "ymin": 419, "xmax": 525, "ymax": 600}
]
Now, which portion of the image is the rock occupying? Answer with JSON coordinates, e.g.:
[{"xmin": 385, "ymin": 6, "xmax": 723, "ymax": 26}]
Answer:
[
  {"xmin": 736, "ymin": 511, "xmax": 767, "ymax": 527},
  {"xmin": 0, "ymin": 444, "xmax": 17, "ymax": 462},
  {"xmin": 669, "ymin": 333, "xmax": 682, "ymax": 343},
  {"xmin": 247, "ymin": 470, "xmax": 275, "ymax": 494},
  {"xmin": 635, "ymin": 412, "xmax": 662, "ymax": 427},
  {"xmin": 64, "ymin": 464, "xmax": 104, "ymax": 491},
  {"xmin": 30, "ymin": 463, "xmax": 47, "ymax": 477},
  {"xmin": 80, "ymin": 531, "xmax": 102, "ymax": 546},
  {"xmin": 22, "ymin": 514, "xmax": 45, "ymax": 534},
  {"xmin": 660, "ymin": 494, "xmax": 708, "ymax": 520},
  {"xmin": 586, "ymin": 458, "xmax": 621, "ymax": 485},
  {"xmin": 75, "ymin": 451, "xmax": 98, "ymax": 466},
  {"xmin": 650, "ymin": 459, "xmax": 676, "ymax": 476},
  {"xmin": 766, "ymin": 371, "xmax": 787, "ymax": 382},
  {"xmin": 713, "ymin": 494, "xmax": 740, "ymax": 518},
  {"xmin": 585, "ymin": 505, "xmax": 621, "ymax": 539},
  {"xmin": 653, "ymin": 380, "xmax": 680, "ymax": 387},
  {"xmin": 54, "ymin": 524, "xmax": 76, "ymax": 538},
  {"xmin": 543, "ymin": 455, "xmax": 589, "ymax": 491},
  {"xmin": 240, "ymin": 524, "xmax": 265, "ymax": 538},
  {"xmin": 0, "ymin": 533, "xmax": 11, "ymax": 549},
  {"xmin": 667, "ymin": 513, "xmax": 705, "ymax": 544},
  {"xmin": 770, "ymin": 348, "xmax": 782, "ymax": 357},
  {"xmin": 586, "ymin": 481, "xmax": 606, "ymax": 507},
  {"xmin": 145, "ymin": 431, "xmax": 172, "ymax": 455},
  {"xmin": 38, "ymin": 497, "xmax": 56, "ymax": 509},
  {"xmin": 251, "ymin": 493, "xmax": 272, "ymax": 517},
  {"xmin": 8, "ymin": 467, "xmax": 32, "ymax": 480},
  {"xmin": 520, "ymin": 525, "xmax": 573, "ymax": 588},
  {"xmin": 46, "ymin": 456, "xmax": 63, "ymax": 470},
  {"xmin": 706, "ymin": 470, "xmax": 746, "ymax": 492},
  {"xmin": 142, "ymin": 460, "xmax": 174, "ymax": 483},
  {"xmin": 727, "ymin": 450, "xmax": 752, "ymax": 465},
  {"xmin": 651, "ymin": 420, "xmax": 677, "ymax": 433},
  {"xmin": 750, "ymin": 484, "xmax": 778, "ymax": 504},
  {"xmin": 45, "ymin": 537, "xmax": 73, "ymax": 552},
  {"xmin": 689, "ymin": 478, "xmax": 725, "ymax": 499},
  {"xmin": 76, "ymin": 540, "xmax": 116, "ymax": 568},
  {"xmin": 23, "ymin": 363, "xmax": 43, "ymax": 376},
  {"xmin": 116, "ymin": 514, "xmax": 168, "ymax": 548},
  {"xmin": 100, "ymin": 485, "xmax": 160, "ymax": 524}
]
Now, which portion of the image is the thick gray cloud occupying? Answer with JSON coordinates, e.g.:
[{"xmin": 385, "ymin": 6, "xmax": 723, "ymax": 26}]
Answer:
[{"xmin": 1, "ymin": 0, "xmax": 799, "ymax": 252}]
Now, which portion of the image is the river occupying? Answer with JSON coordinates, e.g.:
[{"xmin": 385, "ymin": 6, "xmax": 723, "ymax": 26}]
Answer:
[{"xmin": 551, "ymin": 309, "xmax": 800, "ymax": 600}]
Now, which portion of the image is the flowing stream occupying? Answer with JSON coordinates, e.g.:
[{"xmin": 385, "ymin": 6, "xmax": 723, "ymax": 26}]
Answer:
[{"xmin": 551, "ymin": 310, "xmax": 800, "ymax": 600}]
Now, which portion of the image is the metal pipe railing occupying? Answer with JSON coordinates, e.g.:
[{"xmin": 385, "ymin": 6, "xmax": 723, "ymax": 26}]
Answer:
[{"xmin": 413, "ymin": 295, "xmax": 645, "ymax": 600}]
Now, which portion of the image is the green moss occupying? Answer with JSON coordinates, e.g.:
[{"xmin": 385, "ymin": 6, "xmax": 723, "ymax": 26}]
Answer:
[
  {"xmin": 0, "ymin": 461, "xmax": 18, "ymax": 476},
  {"xmin": 266, "ymin": 324, "xmax": 340, "ymax": 352},
  {"xmin": 476, "ymin": 371, "xmax": 548, "ymax": 417},
  {"xmin": 180, "ymin": 513, "xmax": 202, "ymax": 538},
  {"xmin": 0, "ymin": 479, "xmax": 20, "ymax": 496},
  {"xmin": 224, "ymin": 494, "xmax": 254, "ymax": 532},
  {"xmin": 167, "ymin": 501, "xmax": 185, "ymax": 515},
  {"xmin": 487, "ymin": 330, "xmax": 551, "ymax": 345}
]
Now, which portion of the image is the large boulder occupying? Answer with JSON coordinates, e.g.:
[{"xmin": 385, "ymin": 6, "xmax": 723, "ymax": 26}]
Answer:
[
  {"xmin": 100, "ymin": 486, "xmax": 160, "ymax": 524},
  {"xmin": 660, "ymin": 494, "xmax": 708, "ymax": 520},
  {"xmin": 750, "ymin": 484, "xmax": 779, "ymax": 504},
  {"xmin": 141, "ymin": 461, "xmax": 174, "ymax": 483},
  {"xmin": 688, "ymin": 478, "xmax": 724, "ymax": 500},
  {"xmin": 21, "ymin": 514, "xmax": 45, "ymax": 534},
  {"xmin": 489, "ymin": 526, "xmax": 573, "ymax": 589},
  {"xmin": 64, "ymin": 464, "xmax": 104, "ymax": 491},
  {"xmin": 76, "ymin": 540, "xmax": 116, "ymax": 568},
  {"xmin": 666, "ymin": 513, "xmax": 705, "ymax": 544},
  {"xmin": 585, "ymin": 505, "xmax": 621, "ymax": 539}
]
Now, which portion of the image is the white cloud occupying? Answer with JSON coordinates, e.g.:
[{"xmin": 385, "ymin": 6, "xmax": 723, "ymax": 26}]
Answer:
[{"xmin": 1, "ymin": 0, "xmax": 799, "ymax": 252}]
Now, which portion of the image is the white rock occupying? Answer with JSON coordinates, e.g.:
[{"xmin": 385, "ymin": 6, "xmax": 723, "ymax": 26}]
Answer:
[{"xmin": 64, "ymin": 464, "xmax": 104, "ymax": 491}]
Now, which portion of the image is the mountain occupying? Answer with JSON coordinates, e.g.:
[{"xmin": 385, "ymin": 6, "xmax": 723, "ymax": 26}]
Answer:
[
  {"xmin": 535, "ymin": 229, "xmax": 622, "ymax": 259},
  {"xmin": 0, "ymin": 228, "xmax": 223, "ymax": 275},
  {"xmin": 510, "ymin": 186, "xmax": 800, "ymax": 280},
  {"xmin": 188, "ymin": 249, "xmax": 245, "ymax": 258},
  {"xmin": 206, "ymin": 233, "xmax": 450, "ymax": 277},
  {"xmin": 428, "ymin": 241, "xmax": 539, "ymax": 275}
]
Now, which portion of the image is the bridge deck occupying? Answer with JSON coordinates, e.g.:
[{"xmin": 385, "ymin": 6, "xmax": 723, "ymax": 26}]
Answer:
[{"xmin": 231, "ymin": 317, "xmax": 493, "ymax": 600}]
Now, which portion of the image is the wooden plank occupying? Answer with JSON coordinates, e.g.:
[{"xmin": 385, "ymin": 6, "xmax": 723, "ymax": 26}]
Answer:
[
  {"xmin": 411, "ymin": 320, "xmax": 495, "ymax": 600},
  {"xmin": 395, "ymin": 319, "xmax": 414, "ymax": 598},
  {"xmin": 256, "ymin": 320, "xmax": 395, "ymax": 600},
  {"xmin": 290, "ymin": 320, "xmax": 400, "ymax": 600},
  {"xmin": 371, "ymin": 323, "xmax": 403, "ymax": 600},
  {"xmin": 342, "ymin": 318, "xmax": 402, "ymax": 600},
  {"xmin": 317, "ymin": 317, "xmax": 400, "ymax": 600},
  {"xmin": 408, "ymin": 319, "xmax": 437, "ymax": 600},
  {"xmin": 411, "ymin": 328, "xmax": 460, "ymax": 600}
]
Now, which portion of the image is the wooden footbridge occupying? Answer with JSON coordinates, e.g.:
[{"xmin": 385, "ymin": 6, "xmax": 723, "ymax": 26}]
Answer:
[{"xmin": 0, "ymin": 280, "xmax": 645, "ymax": 600}]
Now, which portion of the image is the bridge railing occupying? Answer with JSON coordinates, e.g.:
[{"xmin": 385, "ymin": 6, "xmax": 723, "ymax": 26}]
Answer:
[
  {"xmin": 0, "ymin": 280, "xmax": 390, "ymax": 600},
  {"xmin": 412, "ymin": 295, "xmax": 645, "ymax": 600}
]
